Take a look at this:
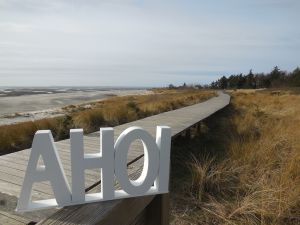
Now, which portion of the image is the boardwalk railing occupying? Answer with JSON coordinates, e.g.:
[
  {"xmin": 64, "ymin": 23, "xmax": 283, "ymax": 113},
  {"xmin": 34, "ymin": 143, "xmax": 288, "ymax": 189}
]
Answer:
[{"xmin": 0, "ymin": 92, "xmax": 230, "ymax": 225}]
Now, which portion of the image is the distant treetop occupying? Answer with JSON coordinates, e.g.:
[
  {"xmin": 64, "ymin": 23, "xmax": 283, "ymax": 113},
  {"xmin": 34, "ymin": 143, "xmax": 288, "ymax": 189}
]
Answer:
[{"xmin": 210, "ymin": 66, "xmax": 300, "ymax": 89}]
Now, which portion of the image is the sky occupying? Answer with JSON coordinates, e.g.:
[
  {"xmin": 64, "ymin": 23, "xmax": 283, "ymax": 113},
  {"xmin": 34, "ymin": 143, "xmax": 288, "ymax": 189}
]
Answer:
[{"xmin": 0, "ymin": 0, "xmax": 299, "ymax": 87}]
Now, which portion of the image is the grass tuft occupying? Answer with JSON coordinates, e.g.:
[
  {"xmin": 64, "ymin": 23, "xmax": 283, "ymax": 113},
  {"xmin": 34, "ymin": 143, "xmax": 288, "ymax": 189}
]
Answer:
[{"xmin": 170, "ymin": 89, "xmax": 300, "ymax": 225}]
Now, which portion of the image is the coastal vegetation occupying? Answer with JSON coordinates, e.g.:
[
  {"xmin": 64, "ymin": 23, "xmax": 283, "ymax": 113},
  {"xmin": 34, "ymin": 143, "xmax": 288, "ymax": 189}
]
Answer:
[
  {"xmin": 167, "ymin": 66, "xmax": 300, "ymax": 90},
  {"xmin": 210, "ymin": 66, "xmax": 300, "ymax": 89},
  {"xmin": 0, "ymin": 89, "xmax": 215, "ymax": 155},
  {"xmin": 170, "ymin": 88, "xmax": 300, "ymax": 225},
  {"xmin": 1, "ymin": 84, "xmax": 299, "ymax": 224}
]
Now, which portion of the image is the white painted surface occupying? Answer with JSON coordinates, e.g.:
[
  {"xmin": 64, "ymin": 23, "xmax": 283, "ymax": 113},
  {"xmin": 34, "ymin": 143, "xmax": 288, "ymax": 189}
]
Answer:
[{"xmin": 16, "ymin": 126, "xmax": 171, "ymax": 211}]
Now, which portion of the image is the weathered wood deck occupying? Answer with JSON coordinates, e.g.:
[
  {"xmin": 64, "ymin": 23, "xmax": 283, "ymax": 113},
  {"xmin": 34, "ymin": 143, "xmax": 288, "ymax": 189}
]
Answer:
[{"xmin": 0, "ymin": 91, "xmax": 230, "ymax": 224}]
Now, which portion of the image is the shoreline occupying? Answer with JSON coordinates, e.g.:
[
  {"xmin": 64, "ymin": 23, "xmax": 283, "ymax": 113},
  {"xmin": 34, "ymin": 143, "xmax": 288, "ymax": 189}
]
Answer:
[{"xmin": 0, "ymin": 89, "xmax": 152, "ymax": 126}]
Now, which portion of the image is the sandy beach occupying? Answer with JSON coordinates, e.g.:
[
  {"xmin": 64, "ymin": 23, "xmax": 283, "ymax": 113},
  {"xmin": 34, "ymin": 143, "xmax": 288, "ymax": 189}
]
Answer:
[{"xmin": 0, "ymin": 88, "xmax": 151, "ymax": 125}]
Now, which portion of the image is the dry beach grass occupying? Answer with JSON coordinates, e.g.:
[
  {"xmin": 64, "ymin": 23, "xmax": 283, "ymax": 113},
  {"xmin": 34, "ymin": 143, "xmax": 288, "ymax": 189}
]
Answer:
[
  {"xmin": 0, "ymin": 88, "xmax": 215, "ymax": 154},
  {"xmin": 170, "ymin": 89, "xmax": 300, "ymax": 225}
]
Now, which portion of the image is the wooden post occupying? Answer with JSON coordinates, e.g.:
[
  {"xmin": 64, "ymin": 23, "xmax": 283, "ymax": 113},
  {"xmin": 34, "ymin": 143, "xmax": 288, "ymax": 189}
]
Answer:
[
  {"xmin": 185, "ymin": 129, "xmax": 191, "ymax": 139},
  {"xmin": 196, "ymin": 122, "xmax": 201, "ymax": 133},
  {"xmin": 145, "ymin": 194, "xmax": 170, "ymax": 225},
  {"xmin": 180, "ymin": 130, "xmax": 186, "ymax": 138}
]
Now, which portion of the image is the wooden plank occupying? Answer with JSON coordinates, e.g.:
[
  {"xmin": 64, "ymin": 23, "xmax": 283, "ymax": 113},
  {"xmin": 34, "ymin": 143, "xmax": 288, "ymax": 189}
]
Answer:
[
  {"xmin": 0, "ymin": 211, "xmax": 31, "ymax": 225},
  {"xmin": 0, "ymin": 158, "xmax": 99, "ymax": 182},
  {"xmin": 0, "ymin": 158, "xmax": 103, "ymax": 193},
  {"xmin": 0, "ymin": 179, "xmax": 51, "ymax": 200},
  {"xmin": 144, "ymin": 194, "xmax": 170, "ymax": 225},
  {"xmin": 36, "ymin": 196, "xmax": 154, "ymax": 225},
  {"xmin": 5, "ymin": 136, "xmax": 143, "ymax": 166},
  {"xmin": 0, "ymin": 145, "xmax": 144, "ymax": 181},
  {"xmin": 0, "ymin": 172, "xmax": 53, "ymax": 196}
]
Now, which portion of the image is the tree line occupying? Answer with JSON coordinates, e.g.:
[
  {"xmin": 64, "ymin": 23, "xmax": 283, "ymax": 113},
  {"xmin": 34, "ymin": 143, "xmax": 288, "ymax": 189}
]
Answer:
[{"xmin": 210, "ymin": 66, "xmax": 300, "ymax": 89}]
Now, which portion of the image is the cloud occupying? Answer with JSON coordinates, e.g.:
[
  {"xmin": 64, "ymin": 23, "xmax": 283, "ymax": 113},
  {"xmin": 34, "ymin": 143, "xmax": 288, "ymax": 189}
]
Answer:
[
  {"xmin": 0, "ymin": 0, "xmax": 138, "ymax": 13},
  {"xmin": 0, "ymin": 0, "xmax": 299, "ymax": 86}
]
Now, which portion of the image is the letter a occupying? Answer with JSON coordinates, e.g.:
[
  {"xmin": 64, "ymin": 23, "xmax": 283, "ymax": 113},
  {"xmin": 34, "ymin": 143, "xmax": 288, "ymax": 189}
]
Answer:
[{"xmin": 16, "ymin": 130, "xmax": 71, "ymax": 211}]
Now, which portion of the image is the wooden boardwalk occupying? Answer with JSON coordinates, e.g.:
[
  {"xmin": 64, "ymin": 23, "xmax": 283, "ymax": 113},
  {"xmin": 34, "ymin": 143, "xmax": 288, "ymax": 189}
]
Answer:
[{"xmin": 0, "ymin": 91, "xmax": 230, "ymax": 224}]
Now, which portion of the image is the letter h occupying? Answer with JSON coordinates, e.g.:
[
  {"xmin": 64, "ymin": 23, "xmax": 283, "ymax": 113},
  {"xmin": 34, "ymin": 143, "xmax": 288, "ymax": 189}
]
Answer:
[{"xmin": 70, "ymin": 128, "xmax": 114, "ymax": 203}]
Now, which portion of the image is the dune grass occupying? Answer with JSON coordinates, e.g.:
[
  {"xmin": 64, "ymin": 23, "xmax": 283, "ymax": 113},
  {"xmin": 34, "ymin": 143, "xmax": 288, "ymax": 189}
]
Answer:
[
  {"xmin": 170, "ymin": 89, "xmax": 300, "ymax": 225},
  {"xmin": 0, "ymin": 89, "xmax": 215, "ymax": 155}
]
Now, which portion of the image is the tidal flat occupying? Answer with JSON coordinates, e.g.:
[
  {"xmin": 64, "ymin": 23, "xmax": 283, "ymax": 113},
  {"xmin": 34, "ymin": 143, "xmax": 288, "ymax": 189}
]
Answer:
[{"xmin": 0, "ymin": 87, "xmax": 150, "ymax": 125}]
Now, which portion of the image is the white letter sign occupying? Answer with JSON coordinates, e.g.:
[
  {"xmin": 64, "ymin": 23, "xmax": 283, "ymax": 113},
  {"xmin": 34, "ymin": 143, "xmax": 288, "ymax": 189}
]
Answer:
[
  {"xmin": 17, "ymin": 131, "xmax": 71, "ymax": 210},
  {"xmin": 70, "ymin": 128, "xmax": 115, "ymax": 203},
  {"xmin": 16, "ymin": 126, "xmax": 171, "ymax": 211},
  {"xmin": 114, "ymin": 127, "xmax": 159, "ymax": 196}
]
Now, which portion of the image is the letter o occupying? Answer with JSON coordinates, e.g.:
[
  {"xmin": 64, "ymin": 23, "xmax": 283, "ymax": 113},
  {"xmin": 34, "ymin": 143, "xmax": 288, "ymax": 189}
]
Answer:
[{"xmin": 114, "ymin": 127, "xmax": 159, "ymax": 195}]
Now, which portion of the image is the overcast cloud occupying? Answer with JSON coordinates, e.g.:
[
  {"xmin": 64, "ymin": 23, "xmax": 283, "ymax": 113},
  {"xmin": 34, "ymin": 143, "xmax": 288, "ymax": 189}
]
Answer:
[{"xmin": 0, "ymin": 0, "xmax": 299, "ymax": 86}]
